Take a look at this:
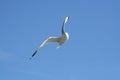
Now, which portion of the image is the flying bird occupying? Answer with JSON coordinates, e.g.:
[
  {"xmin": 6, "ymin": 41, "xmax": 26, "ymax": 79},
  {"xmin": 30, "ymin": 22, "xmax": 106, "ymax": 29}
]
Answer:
[{"xmin": 30, "ymin": 16, "xmax": 70, "ymax": 59}]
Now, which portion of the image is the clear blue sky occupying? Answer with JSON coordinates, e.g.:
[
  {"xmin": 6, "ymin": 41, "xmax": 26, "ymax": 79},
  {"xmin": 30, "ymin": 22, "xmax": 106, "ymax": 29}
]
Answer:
[{"xmin": 0, "ymin": 0, "xmax": 120, "ymax": 80}]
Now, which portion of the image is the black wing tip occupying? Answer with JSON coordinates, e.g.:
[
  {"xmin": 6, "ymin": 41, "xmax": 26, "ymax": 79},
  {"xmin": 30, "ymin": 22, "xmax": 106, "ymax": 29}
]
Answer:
[
  {"xmin": 32, "ymin": 50, "xmax": 37, "ymax": 57},
  {"xmin": 29, "ymin": 50, "xmax": 37, "ymax": 60},
  {"xmin": 66, "ymin": 16, "xmax": 70, "ymax": 19}
]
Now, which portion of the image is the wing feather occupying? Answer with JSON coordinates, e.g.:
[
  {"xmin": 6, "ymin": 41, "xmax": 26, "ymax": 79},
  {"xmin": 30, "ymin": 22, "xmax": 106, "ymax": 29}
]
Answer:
[
  {"xmin": 62, "ymin": 16, "xmax": 70, "ymax": 35},
  {"xmin": 30, "ymin": 37, "xmax": 59, "ymax": 58}
]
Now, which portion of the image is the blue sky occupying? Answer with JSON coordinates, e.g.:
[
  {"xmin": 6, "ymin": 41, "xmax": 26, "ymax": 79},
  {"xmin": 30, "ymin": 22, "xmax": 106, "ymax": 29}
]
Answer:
[{"xmin": 0, "ymin": 0, "xmax": 120, "ymax": 80}]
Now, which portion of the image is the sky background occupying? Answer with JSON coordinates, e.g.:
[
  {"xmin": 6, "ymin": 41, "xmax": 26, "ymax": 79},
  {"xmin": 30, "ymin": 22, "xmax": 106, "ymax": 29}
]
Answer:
[{"xmin": 0, "ymin": 0, "xmax": 120, "ymax": 80}]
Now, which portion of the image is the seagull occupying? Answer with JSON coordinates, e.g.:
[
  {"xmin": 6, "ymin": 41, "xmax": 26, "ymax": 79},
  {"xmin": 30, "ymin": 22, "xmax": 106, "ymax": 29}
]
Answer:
[{"xmin": 30, "ymin": 16, "xmax": 70, "ymax": 59}]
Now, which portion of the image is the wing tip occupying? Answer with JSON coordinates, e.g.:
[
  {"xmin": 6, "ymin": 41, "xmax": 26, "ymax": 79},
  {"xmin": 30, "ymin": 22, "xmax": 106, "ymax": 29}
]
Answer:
[
  {"xmin": 66, "ymin": 16, "xmax": 70, "ymax": 20},
  {"xmin": 67, "ymin": 16, "xmax": 70, "ymax": 18},
  {"xmin": 30, "ymin": 50, "xmax": 37, "ymax": 59}
]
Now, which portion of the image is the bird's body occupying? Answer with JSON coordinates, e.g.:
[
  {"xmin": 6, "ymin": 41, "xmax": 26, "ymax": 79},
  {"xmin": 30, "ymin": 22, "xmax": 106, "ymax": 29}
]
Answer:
[{"xmin": 30, "ymin": 16, "xmax": 70, "ymax": 58}]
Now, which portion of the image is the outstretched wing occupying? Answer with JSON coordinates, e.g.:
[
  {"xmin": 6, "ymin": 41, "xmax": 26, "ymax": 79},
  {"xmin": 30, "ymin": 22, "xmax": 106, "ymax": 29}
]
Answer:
[
  {"xmin": 62, "ymin": 16, "xmax": 70, "ymax": 35},
  {"xmin": 30, "ymin": 37, "xmax": 59, "ymax": 58}
]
